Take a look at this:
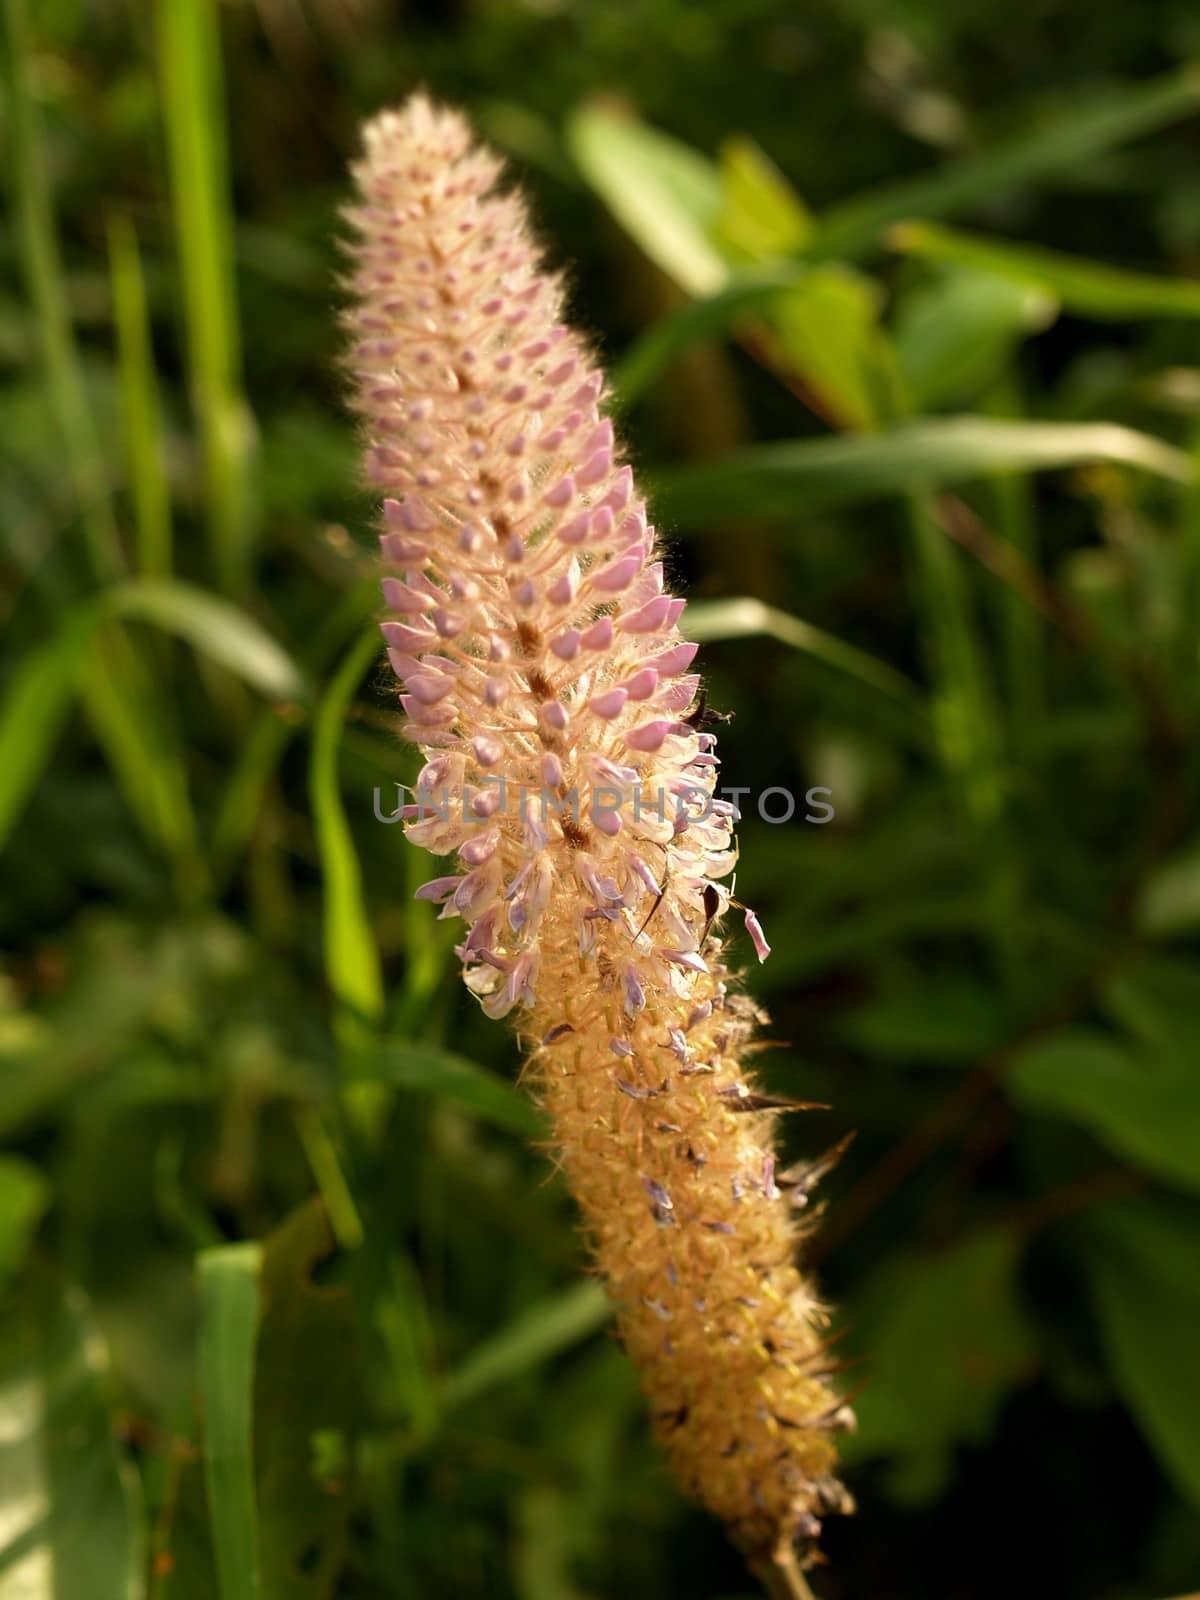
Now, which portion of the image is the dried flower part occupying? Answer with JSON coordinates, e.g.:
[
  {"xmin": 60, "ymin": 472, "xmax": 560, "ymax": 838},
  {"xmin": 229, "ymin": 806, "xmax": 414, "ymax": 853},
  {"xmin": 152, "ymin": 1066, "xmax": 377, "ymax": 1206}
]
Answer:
[{"xmin": 343, "ymin": 94, "xmax": 852, "ymax": 1564}]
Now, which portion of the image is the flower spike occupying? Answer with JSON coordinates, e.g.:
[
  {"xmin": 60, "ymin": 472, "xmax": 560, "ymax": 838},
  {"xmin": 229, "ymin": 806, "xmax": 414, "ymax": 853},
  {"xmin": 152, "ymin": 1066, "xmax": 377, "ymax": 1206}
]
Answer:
[{"xmin": 343, "ymin": 93, "xmax": 852, "ymax": 1571}]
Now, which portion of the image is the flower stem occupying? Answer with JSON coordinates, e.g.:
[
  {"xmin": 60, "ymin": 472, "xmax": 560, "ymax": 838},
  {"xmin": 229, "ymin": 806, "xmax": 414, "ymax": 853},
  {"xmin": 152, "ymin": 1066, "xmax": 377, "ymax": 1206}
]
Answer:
[{"xmin": 750, "ymin": 1547, "xmax": 819, "ymax": 1600}]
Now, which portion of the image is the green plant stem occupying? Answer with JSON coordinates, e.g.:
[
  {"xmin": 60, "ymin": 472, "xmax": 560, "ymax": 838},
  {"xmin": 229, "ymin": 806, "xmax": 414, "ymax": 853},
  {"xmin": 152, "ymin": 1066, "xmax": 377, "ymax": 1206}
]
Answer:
[
  {"xmin": 108, "ymin": 212, "xmax": 173, "ymax": 579},
  {"xmin": 157, "ymin": 0, "xmax": 253, "ymax": 593},
  {"xmin": 1, "ymin": 0, "xmax": 123, "ymax": 580}
]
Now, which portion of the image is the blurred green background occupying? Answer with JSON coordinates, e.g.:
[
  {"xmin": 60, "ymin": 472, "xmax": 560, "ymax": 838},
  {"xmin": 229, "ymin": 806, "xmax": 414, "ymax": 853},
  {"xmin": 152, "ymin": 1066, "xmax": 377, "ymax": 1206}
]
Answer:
[{"xmin": 3, "ymin": 2, "xmax": 1200, "ymax": 1597}]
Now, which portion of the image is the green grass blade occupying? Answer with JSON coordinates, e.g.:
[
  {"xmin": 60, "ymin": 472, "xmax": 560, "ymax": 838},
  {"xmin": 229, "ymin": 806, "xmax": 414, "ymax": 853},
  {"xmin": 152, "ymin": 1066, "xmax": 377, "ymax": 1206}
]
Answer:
[
  {"xmin": 443, "ymin": 1281, "xmax": 611, "ymax": 1410},
  {"xmin": 293, "ymin": 1107, "xmax": 365, "ymax": 1251},
  {"xmin": 156, "ymin": 0, "xmax": 253, "ymax": 592},
  {"xmin": 0, "ymin": 1158, "xmax": 48, "ymax": 1290},
  {"xmin": 892, "ymin": 219, "xmax": 1200, "ymax": 321},
  {"xmin": 309, "ymin": 629, "xmax": 385, "ymax": 1057},
  {"xmin": 107, "ymin": 214, "xmax": 173, "ymax": 579},
  {"xmin": 613, "ymin": 265, "xmax": 804, "ymax": 404},
  {"xmin": 904, "ymin": 493, "xmax": 1019, "ymax": 986},
  {"xmin": 198, "ymin": 1243, "xmax": 262, "ymax": 1600},
  {"xmin": 892, "ymin": 268, "xmax": 1054, "ymax": 411},
  {"xmin": 686, "ymin": 596, "xmax": 927, "ymax": 719},
  {"xmin": 357, "ymin": 1041, "xmax": 542, "ymax": 1137},
  {"xmin": 983, "ymin": 376, "xmax": 1042, "ymax": 736},
  {"xmin": 813, "ymin": 67, "xmax": 1200, "ymax": 259},
  {"xmin": 1, "ymin": 0, "xmax": 123, "ymax": 581},
  {"xmin": 904, "ymin": 493, "xmax": 1004, "ymax": 829},
  {"xmin": 209, "ymin": 578, "xmax": 373, "ymax": 883},
  {"xmin": 107, "ymin": 579, "xmax": 307, "ymax": 702},
  {"xmin": 81, "ymin": 628, "xmax": 206, "ymax": 900},
  {"xmin": 0, "ymin": 1288, "xmax": 147, "ymax": 1599},
  {"xmin": 652, "ymin": 415, "xmax": 1193, "ymax": 525},
  {"xmin": 0, "ymin": 606, "xmax": 97, "ymax": 851},
  {"xmin": 0, "ymin": 596, "xmax": 209, "ymax": 893}
]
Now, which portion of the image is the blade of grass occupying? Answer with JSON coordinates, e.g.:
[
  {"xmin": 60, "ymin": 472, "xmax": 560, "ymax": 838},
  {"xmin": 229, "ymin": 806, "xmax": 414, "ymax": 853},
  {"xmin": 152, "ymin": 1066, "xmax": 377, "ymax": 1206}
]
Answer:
[
  {"xmin": 443, "ymin": 1280, "xmax": 611, "ymax": 1410},
  {"xmin": 293, "ymin": 1106, "xmax": 365, "ymax": 1252},
  {"xmin": 198, "ymin": 1243, "xmax": 262, "ymax": 1600},
  {"xmin": 686, "ymin": 596, "xmax": 928, "ymax": 723},
  {"xmin": 81, "ymin": 626, "xmax": 207, "ymax": 900},
  {"xmin": 905, "ymin": 493, "xmax": 1004, "ymax": 830},
  {"xmin": 984, "ymin": 375, "xmax": 1043, "ymax": 735},
  {"xmin": 157, "ymin": 0, "xmax": 254, "ymax": 593},
  {"xmin": 355, "ymin": 1040, "xmax": 543, "ymax": 1137},
  {"xmin": 906, "ymin": 491, "xmax": 1021, "ymax": 987},
  {"xmin": 892, "ymin": 268, "xmax": 1054, "ymax": 411},
  {"xmin": 812, "ymin": 66, "xmax": 1200, "ymax": 259},
  {"xmin": 1, "ymin": 0, "xmax": 123, "ymax": 580},
  {"xmin": 309, "ymin": 628, "xmax": 385, "ymax": 1059},
  {"xmin": 1, "ymin": 3, "xmax": 223, "ymax": 901},
  {"xmin": 0, "ymin": 583, "xmax": 303, "ymax": 855},
  {"xmin": 110, "ymin": 578, "xmax": 307, "ymax": 702},
  {"xmin": 210, "ymin": 577, "xmax": 375, "ymax": 882},
  {"xmin": 107, "ymin": 214, "xmax": 173, "ymax": 578},
  {"xmin": 613, "ymin": 265, "xmax": 805, "ymax": 405},
  {"xmin": 0, "ymin": 1288, "xmax": 146, "ymax": 1598},
  {"xmin": 652, "ymin": 416, "xmax": 1193, "ymax": 525},
  {"xmin": 891, "ymin": 219, "xmax": 1200, "ymax": 321},
  {"xmin": 0, "ymin": 608, "xmax": 96, "ymax": 851}
]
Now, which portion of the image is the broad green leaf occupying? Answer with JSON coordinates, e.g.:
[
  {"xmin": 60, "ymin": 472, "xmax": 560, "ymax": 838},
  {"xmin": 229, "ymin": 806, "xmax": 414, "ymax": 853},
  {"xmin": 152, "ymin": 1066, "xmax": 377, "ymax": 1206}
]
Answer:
[
  {"xmin": 0, "ymin": 1286, "xmax": 145, "ymax": 1598},
  {"xmin": 361, "ymin": 1040, "xmax": 541, "ymax": 1137},
  {"xmin": 812, "ymin": 67, "xmax": 1200, "ymax": 259},
  {"xmin": 255, "ymin": 1201, "xmax": 358, "ymax": 1599},
  {"xmin": 308, "ymin": 629, "xmax": 385, "ymax": 1056},
  {"xmin": 769, "ymin": 263, "xmax": 904, "ymax": 429},
  {"xmin": 892, "ymin": 220, "xmax": 1200, "ymax": 322},
  {"xmin": 567, "ymin": 104, "xmax": 726, "ymax": 295},
  {"xmin": 714, "ymin": 135, "xmax": 812, "ymax": 260},
  {"xmin": 108, "ymin": 580, "xmax": 306, "ymax": 703},
  {"xmin": 1008, "ymin": 1028, "xmax": 1200, "ymax": 1193},
  {"xmin": 198, "ymin": 1243, "xmax": 262, "ymax": 1600},
  {"xmin": 685, "ymin": 596, "xmax": 926, "ymax": 717},
  {"xmin": 652, "ymin": 416, "xmax": 1192, "ymax": 525},
  {"xmin": 444, "ymin": 1281, "xmax": 611, "ymax": 1410},
  {"xmin": 576, "ymin": 113, "xmax": 898, "ymax": 427},
  {"xmin": 844, "ymin": 1228, "xmax": 1036, "ymax": 1503},
  {"xmin": 894, "ymin": 267, "xmax": 1056, "ymax": 409},
  {"xmin": 1101, "ymin": 959, "xmax": 1200, "ymax": 1063},
  {"xmin": 836, "ymin": 971, "xmax": 1008, "ymax": 1062},
  {"xmin": 1085, "ymin": 1194, "xmax": 1200, "ymax": 1504},
  {"xmin": 1137, "ymin": 840, "xmax": 1200, "ymax": 938}
]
